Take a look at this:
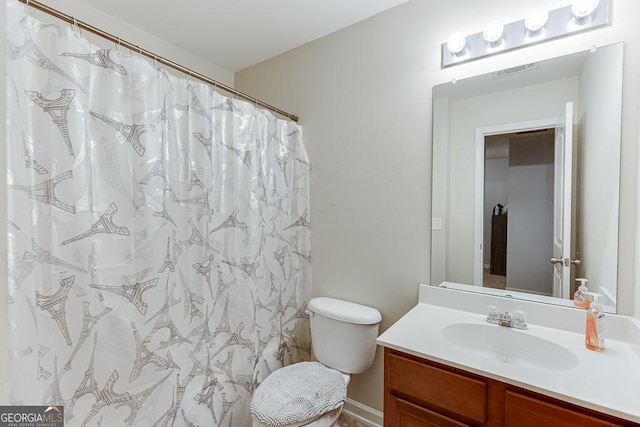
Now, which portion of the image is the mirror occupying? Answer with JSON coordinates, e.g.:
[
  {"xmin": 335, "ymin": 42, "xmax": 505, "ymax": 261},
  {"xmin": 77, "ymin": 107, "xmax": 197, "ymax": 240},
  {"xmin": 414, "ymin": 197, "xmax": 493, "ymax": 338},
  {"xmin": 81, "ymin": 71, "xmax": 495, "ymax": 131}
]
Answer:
[{"xmin": 431, "ymin": 43, "xmax": 623, "ymax": 312}]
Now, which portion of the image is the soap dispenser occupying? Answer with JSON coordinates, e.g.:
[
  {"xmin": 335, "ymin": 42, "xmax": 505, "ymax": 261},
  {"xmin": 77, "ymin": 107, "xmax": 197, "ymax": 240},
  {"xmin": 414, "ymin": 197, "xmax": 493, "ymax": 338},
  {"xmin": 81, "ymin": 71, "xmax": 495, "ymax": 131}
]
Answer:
[
  {"xmin": 573, "ymin": 278, "xmax": 590, "ymax": 309},
  {"xmin": 585, "ymin": 293, "xmax": 605, "ymax": 351}
]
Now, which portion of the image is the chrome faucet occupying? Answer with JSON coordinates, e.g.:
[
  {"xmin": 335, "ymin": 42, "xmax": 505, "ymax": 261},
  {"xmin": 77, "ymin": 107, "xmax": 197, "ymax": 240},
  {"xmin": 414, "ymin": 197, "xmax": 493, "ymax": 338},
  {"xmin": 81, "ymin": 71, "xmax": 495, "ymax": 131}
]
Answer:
[{"xmin": 486, "ymin": 306, "xmax": 527, "ymax": 330}]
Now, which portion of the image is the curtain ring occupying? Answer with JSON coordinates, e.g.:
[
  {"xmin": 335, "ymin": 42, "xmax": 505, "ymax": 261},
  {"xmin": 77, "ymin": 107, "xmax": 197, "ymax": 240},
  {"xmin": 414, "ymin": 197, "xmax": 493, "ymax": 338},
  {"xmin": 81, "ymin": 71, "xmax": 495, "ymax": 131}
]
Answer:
[{"xmin": 72, "ymin": 17, "xmax": 82, "ymax": 38}]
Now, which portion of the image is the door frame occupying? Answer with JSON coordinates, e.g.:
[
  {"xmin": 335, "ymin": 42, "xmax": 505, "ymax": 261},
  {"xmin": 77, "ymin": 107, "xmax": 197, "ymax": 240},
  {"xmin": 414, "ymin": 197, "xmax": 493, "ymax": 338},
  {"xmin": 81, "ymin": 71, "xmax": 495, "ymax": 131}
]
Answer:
[{"xmin": 473, "ymin": 117, "xmax": 558, "ymax": 286}]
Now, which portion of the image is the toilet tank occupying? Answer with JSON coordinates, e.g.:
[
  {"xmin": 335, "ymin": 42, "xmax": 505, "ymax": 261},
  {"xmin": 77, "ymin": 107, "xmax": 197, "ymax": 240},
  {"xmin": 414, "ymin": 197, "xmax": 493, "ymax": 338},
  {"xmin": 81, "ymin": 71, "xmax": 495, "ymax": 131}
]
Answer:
[{"xmin": 308, "ymin": 297, "xmax": 382, "ymax": 374}]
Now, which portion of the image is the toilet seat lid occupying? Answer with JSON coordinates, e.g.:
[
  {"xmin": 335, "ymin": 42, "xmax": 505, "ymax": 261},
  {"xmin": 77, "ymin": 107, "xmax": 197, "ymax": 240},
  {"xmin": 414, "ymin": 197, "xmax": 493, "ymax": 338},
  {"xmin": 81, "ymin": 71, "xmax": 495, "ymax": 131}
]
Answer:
[{"xmin": 251, "ymin": 362, "xmax": 347, "ymax": 427}]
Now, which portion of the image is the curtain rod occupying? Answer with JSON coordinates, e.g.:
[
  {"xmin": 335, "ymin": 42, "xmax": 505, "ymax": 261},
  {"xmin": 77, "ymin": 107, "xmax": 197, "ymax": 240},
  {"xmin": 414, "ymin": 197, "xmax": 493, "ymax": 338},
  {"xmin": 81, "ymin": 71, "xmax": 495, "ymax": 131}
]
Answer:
[{"xmin": 17, "ymin": 0, "xmax": 299, "ymax": 122}]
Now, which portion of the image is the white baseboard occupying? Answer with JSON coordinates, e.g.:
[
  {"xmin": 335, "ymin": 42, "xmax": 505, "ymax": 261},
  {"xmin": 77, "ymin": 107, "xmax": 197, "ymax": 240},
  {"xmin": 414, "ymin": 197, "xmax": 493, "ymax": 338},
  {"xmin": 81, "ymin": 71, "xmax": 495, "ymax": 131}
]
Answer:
[{"xmin": 343, "ymin": 398, "xmax": 383, "ymax": 427}]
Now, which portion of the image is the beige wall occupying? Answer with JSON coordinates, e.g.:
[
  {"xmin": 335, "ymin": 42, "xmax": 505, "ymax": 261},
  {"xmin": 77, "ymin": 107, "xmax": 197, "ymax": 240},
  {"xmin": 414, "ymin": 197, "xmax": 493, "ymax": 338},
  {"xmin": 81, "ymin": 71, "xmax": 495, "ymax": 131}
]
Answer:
[{"xmin": 236, "ymin": 0, "xmax": 640, "ymax": 412}]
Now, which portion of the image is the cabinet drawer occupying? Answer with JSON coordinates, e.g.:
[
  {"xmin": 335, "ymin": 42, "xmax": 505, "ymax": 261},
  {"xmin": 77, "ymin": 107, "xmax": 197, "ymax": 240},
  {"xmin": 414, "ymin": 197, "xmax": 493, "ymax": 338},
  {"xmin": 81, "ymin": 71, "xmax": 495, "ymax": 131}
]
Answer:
[
  {"xmin": 388, "ymin": 395, "xmax": 471, "ymax": 427},
  {"xmin": 505, "ymin": 390, "xmax": 624, "ymax": 427},
  {"xmin": 387, "ymin": 352, "xmax": 487, "ymax": 424}
]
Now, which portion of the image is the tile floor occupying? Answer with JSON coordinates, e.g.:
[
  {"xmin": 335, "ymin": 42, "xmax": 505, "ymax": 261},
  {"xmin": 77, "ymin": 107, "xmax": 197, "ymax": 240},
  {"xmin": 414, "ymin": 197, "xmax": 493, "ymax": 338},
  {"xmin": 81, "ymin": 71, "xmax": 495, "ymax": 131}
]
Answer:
[
  {"xmin": 483, "ymin": 267, "xmax": 507, "ymax": 289},
  {"xmin": 338, "ymin": 413, "xmax": 372, "ymax": 427}
]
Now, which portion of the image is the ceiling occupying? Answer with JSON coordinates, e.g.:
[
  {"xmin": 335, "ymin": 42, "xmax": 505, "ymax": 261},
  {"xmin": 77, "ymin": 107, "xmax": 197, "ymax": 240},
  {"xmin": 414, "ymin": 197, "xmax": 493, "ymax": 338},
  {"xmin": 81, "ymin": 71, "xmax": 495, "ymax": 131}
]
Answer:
[{"xmin": 79, "ymin": 0, "xmax": 411, "ymax": 72}]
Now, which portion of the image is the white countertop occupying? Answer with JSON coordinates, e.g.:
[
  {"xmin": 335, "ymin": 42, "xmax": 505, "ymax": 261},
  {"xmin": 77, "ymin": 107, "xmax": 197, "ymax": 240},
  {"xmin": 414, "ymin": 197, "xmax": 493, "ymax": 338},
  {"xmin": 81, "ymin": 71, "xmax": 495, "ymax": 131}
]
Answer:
[{"xmin": 377, "ymin": 284, "xmax": 640, "ymax": 423}]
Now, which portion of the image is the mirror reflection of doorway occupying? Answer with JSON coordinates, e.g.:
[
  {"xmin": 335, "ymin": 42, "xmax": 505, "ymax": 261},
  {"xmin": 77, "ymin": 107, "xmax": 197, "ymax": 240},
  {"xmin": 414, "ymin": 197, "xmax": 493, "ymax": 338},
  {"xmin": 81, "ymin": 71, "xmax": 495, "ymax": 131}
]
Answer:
[{"xmin": 483, "ymin": 128, "xmax": 555, "ymax": 294}]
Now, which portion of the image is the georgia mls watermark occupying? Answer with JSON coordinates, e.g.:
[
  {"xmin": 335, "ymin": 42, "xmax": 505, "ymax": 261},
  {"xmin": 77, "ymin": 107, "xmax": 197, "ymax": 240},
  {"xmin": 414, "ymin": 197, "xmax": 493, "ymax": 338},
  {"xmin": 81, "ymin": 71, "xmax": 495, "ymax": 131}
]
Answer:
[{"xmin": 0, "ymin": 406, "xmax": 64, "ymax": 427}]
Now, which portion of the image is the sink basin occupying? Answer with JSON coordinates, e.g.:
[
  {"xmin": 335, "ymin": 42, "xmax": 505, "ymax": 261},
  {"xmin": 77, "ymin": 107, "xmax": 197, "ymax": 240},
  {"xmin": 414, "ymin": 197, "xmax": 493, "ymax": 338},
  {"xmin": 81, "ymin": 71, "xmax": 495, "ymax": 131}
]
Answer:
[{"xmin": 443, "ymin": 323, "xmax": 579, "ymax": 371}]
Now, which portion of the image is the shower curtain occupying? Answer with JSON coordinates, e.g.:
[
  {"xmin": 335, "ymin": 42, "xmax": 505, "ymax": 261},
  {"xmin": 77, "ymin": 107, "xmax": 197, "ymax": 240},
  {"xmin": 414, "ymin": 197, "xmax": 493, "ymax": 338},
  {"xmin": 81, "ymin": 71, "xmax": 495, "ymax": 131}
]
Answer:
[{"xmin": 5, "ymin": 1, "xmax": 311, "ymax": 425}]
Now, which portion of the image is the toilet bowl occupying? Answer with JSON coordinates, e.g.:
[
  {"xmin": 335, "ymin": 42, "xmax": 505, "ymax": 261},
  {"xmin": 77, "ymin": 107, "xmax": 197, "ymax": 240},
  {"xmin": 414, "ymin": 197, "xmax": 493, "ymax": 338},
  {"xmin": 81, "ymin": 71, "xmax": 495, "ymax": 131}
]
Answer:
[{"xmin": 250, "ymin": 297, "xmax": 381, "ymax": 427}]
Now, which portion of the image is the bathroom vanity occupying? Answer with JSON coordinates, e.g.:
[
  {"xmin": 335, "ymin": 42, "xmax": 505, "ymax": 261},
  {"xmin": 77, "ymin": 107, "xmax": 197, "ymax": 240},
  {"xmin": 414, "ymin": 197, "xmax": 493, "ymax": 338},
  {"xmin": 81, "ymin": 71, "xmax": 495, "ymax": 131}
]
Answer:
[
  {"xmin": 384, "ymin": 348, "xmax": 635, "ymax": 426},
  {"xmin": 377, "ymin": 285, "xmax": 640, "ymax": 427}
]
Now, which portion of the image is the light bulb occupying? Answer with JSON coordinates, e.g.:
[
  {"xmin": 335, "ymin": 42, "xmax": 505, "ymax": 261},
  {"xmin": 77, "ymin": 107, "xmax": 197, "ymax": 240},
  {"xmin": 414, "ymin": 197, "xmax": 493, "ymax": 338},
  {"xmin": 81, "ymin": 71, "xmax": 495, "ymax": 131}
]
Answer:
[
  {"xmin": 483, "ymin": 21, "xmax": 504, "ymax": 44},
  {"xmin": 447, "ymin": 33, "xmax": 466, "ymax": 55},
  {"xmin": 572, "ymin": 0, "xmax": 599, "ymax": 20},
  {"xmin": 525, "ymin": 7, "xmax": 549, "ymax": 32}
]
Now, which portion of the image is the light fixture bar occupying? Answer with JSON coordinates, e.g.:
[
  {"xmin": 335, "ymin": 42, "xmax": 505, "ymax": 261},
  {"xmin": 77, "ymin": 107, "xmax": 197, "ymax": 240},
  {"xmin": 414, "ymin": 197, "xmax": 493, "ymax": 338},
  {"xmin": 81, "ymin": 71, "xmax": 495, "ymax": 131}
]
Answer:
[{"xmin": 441, "ymin": 0, "xmax": 609, "ymax": 68}]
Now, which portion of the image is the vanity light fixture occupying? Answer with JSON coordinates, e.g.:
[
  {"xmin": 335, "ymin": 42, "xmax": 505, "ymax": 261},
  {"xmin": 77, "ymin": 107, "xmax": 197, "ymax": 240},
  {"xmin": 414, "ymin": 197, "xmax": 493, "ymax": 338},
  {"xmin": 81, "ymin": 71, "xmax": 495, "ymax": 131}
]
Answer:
[
  {"xmin": 446, "ymin": 33, "xmax": 466, "ymax": 56},
  {"xmin": 524, "ymin": 7, "xmax": 549, "ymax": 33},
  {"xmin": 441, "ymin": 0, "xmax": 609, "ymax": 68},
  {"xmin": 572, "ymin": 0, "xmax": 600, "ymax": 22},
  {"xmin": 483, "ymin": 21, "xmax": 504, "ymax": 46}
]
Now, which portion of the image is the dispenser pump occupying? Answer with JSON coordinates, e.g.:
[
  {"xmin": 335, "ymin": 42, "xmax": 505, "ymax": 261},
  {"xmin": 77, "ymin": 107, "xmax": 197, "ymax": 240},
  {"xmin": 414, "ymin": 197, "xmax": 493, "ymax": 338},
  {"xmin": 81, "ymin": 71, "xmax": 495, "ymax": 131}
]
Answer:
[
  {"xmin": 576, "ymin": 278, "xmax": 588, "ymax": 291},
  {"xmin": 573, "ymin": 278, "xmax": 590, "ymax": 309},
  {"xmin": 590, "ymin": 293, "xmax": 601, "ymax": 307},
  {"xmin": 585, "ymin": 293, "xmax": 605, "ymax": 351}
]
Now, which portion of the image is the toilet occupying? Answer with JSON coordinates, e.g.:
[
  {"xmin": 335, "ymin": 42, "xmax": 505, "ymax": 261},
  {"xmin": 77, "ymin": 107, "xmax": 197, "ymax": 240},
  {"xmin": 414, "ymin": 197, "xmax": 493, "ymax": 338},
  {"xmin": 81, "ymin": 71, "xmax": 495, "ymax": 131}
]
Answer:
[{"xmin": 251, "ymin": 296, "xmax": 382, "ymax": 427}]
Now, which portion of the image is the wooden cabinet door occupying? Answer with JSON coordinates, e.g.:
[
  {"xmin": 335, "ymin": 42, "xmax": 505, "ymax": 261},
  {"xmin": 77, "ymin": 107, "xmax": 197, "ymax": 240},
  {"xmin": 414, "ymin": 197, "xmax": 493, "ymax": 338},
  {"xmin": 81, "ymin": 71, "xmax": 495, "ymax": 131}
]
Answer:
[
  {"xmin": 505, "ymin": 390, "xmax": 628, "ymax": 427},
  {"xmin": 387, "ymin": 395, "xmax": 471, "ymax": 427},
  {"xmin": 386, "ymin": 351, "xmax": 487, "ymax": 424}
]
